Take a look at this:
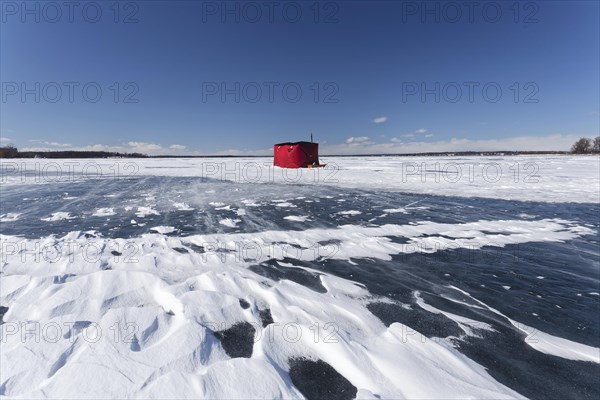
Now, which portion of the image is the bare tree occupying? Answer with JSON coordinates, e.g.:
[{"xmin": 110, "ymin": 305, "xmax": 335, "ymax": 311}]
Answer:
[
  {"xmin": 593, "ymin": 136, "xmax": 600, "ymax": 153},
  {"xmin": 571, "ymin": 138, "xmax": 592, "ymax": 154}
]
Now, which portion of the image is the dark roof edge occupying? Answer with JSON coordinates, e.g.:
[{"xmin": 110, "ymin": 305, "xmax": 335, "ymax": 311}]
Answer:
[{"xmin": 274, "ymin": 141, "xmax": 317, "ymax": 146}]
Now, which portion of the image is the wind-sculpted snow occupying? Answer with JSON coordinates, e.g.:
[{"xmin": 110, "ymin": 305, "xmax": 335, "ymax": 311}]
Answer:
[{"xmin": 0, "ymin": 160, "xmax": 599, "ymax": 399}]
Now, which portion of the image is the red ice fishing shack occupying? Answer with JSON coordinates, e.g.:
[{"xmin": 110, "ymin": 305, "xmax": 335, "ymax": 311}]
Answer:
[{"xmin": 273, "ymin": 141, "xmax": 320, "ymax": 168}]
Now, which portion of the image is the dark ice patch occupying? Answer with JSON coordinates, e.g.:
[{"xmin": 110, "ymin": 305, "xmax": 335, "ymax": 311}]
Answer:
[
  {"xmin": 272, "ymin": 241, "xmax": 309, "ymax": 250},
  {"xmin": 455, "ymin": 319, "xmax": 600, "ymax": 400},
  {"xmin": 130, "ymin": 335, "xmax": 141, "ymax": 352},
  {"xmin": 384, "ymin": 235, "xmax": 412, "ymax": 244},
  {"xmin": 418, "ymin": 233, "xmax": 469, "ymax": 240},
  {"xmin": 367, "ymin": 302, "xmax": 463, "ymax": 338},
  {"xmin": 172, "ymin": 247, "xmax": 189, "ymax": 254},
  {"xmin": 214, "ymin": 322, "xmax": 255, "ymax": 358},
  {"xmin": 239, "ymin": 299, "xmax": 250, "ymax": 309},
  {"xmin": 259, "ymin": 308, "xmax": 274, "ymax": 327},
  {"xmin": 53, "ymin": 274, "xmax": 76, "ymax": 284},
  {"xmin": 185, "ymin": 243, "xmax": 205, "ymax": 253},
  {"xmin": 317, "ymin": 239, "xmax": 342, "ymax": 246},
  {"xmin": 0, "ymin": 306, "xmax": 8, "ymax": 324},
  {"xmin": 480, "ymin": 231, "xmax": 512, "ymax": 236},
  {"xmin": 288, "ymin": 358, "xmax": 357, "ymax": 400},
  {"xmin": 100, "ymin": 260, "xmax": 111, "ymax": 270},
  {"xmin": 249, "ymin": 259, "xmax": 326, "ymax": 293}
]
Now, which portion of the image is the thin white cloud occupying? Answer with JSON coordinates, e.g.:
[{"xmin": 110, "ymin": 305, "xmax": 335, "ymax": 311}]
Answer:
[
  {"xmin": 0, "ymin": 137, "xmax": 14, "ymax": 143},
  {"xmin": 19, "ymin": 139, "xmax": 201, "ymax": 156},
  {"xmin": 425, "ymin": 134, "xmax": 433, "ymax": 138},
  {"xmin": 346, "ymin": 136, "xmax": 372, "ymax": 145},
  {"xmin": 29, "ymin": 140, "xmax": 72, "ymax": 147},
  {"xmin": 127, "ymin": 141, "xmax": 162, "ymax": 151},
  {"xmin": 320, "ymin": 134, "xmax": 582, "ymax": 155},
  {"xmin": 415, "ymin": 128, "xmax": 428, "ymax": 134},
  {"xmin": 372, "ymin": 117, "xmax": 387, "ymax": 124},
  {"xmin": 19, "ymin": 142, "xmax": 271, "ymax": 156},
  {"xmin": 21, "ymin": 141, "xmax": 168, "ymax": 155}
]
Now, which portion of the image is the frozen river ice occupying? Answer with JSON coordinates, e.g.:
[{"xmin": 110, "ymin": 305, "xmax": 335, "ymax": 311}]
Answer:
[{"xmin": 0, "ymin": 156, "xmax": 598, "ymax": 399}]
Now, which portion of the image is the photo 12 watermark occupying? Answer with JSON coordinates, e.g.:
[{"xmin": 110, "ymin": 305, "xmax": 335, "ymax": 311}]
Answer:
[
  {"xmin": 397, "ymin": 161, "xmax": 540, "ymax": 183},
  {"xmin": 0, "ymin": 319, "xmax": 341, "ymax": 345},
  {"xmin": 0, "ymin": 161, "xmax": 140, "ymax": 184},
  {"xmin": 0, "ymin": 239, "xmax": 140, "ymax": 265},
  {"xmin": 201, "ymin": 81, "xmax": 340, "ymax": 104},
  {"xmin": 0, "ymin": 238, "xmax": 341, "ymax": 266},
  {"xmin": 1, "ymin": 1, "xmax": 140, "ymax": 24},
  {"xmin": 198, "ymin": 161, "xmax": 340, "ymax": 183},
  {"xmin": 397, "ymin": 241, "xmax": 542, "ymax": 267},
  {"xmin": 200, "ymin": 1, "xmax": 340, "ymax": 24},
  {"xmin": 1, "ymin": 82, "xmax": 140, "ymax": 104},
  {"xmin": 395, "ymin": 317, "xmax": 541, "ymax": 344},
  {"xmin": 399, "ymin": 1, "xmax": 540, "ymax": 24},
  {"xmin": 401, "ymin": 81, "xmax": 539, "ymax": 104}
]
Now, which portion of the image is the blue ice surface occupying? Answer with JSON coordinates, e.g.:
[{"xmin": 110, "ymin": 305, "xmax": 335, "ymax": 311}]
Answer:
[{"xmin": 1, "ymin": 175, "xmax": 598, "ymax": 399}]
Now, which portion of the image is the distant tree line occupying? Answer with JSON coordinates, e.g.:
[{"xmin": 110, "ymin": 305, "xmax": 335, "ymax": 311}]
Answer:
[
  {"xmin": 0, "ymin": 145, "xmax": 18, "ymax": 158},
  {"xmin": 2, "ymin": 141, "xmax": 599, "ymax": 158},
  {"xmin": 571, "ymin": 137, "xmax": 600, "ymax": 154},
  {"xmin": 0, "ymin": 145, "xmax": 147, "ymax": 159}
]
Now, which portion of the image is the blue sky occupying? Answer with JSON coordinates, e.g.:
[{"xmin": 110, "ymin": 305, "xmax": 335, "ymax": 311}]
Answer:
[{"xmin": 1, "ymin": 0, "xmax": 598, "ymax": 155}]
